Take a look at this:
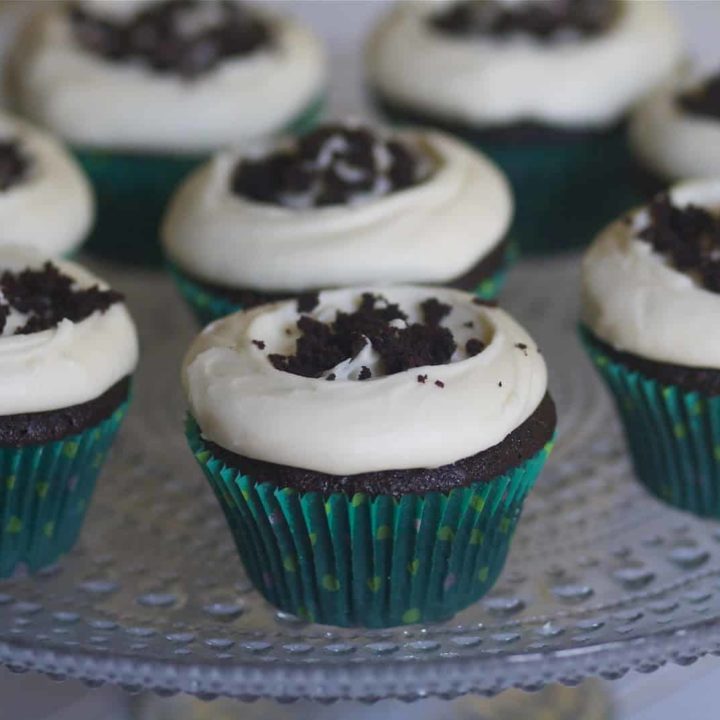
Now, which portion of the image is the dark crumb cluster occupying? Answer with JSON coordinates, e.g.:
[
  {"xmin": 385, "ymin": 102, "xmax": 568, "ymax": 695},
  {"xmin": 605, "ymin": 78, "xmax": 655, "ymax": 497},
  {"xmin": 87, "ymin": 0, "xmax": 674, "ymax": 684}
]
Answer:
[
  {"xmin": 268, "ymin": 293, "xmax": 485, "ymax": 380},
  {"xmin": 639, "ymin": 194, "xmax": 720, "ymax": 294},
  {"xmin": 431, "ymin": 0, "xmax": 618, "ymax": 41},
  {"xmin": 70, "ymin": 0, "xmax": 271, "ymax": 78},
  {"xmin": 231, "ymin": 123, "xmax": 432, "ymax": 208},
  {"xmin": 0, "ymin": 140, "xmax": 29, "ymax": 192},
  {"xmin": 679, "ymin": 72, "xmax": 720, "ymax": 121},
  {"xmin": 0, "ymin": 263, "xmax": 123, "ymax": 335}
]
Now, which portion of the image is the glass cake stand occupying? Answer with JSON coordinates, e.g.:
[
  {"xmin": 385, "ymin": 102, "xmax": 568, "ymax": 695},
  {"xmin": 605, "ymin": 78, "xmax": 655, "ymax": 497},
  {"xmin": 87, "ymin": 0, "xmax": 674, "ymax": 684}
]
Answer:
[{"xmin": 0, "ymin": 254, "xmax": 718, "ymax": 704}]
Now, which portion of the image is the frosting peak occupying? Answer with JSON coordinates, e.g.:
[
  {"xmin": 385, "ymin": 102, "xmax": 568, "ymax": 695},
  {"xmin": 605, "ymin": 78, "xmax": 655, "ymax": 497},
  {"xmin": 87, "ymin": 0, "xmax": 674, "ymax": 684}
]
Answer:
[{"xmin": 183, "ymin": 286, "xmax": 547, "ymax": 474}]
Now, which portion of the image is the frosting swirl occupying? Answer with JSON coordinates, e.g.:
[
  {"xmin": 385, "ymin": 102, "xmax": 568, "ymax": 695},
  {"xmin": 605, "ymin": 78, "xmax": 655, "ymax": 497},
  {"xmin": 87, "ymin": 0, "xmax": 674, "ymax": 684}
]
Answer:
[
  {"xmin": 630, "ymin": 70, "xmax": 720, "ymax": 182},
  {"xmin": 10, "ymin": 2, "xmax": 325, "ymax": 152},
  {"xmin": 0, "ymin": 247, "xmax": 139, "ymax": 415},
  {"xmin": 0, "ymin": 114, "xmax": 93, "ymax": 257},
  {"xmin": 183, "ymin": 286, "xmax": 547, "ymax": 474},
  {"xmin": 162, "ymin": 128, "xmax": 512, "ymax": 291},
  {"xmin": 582, "ymin": 179, "xmax": 720, "ymax": 369},
  {"xmin": 367, "ymin": 0, "xmax": 682, "ymax": 128}
]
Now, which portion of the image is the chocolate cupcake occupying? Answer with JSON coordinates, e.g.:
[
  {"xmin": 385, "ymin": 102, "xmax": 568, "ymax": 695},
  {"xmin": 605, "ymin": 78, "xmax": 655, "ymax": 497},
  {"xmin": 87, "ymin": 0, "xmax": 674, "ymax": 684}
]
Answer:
[
  {"xmin": 581, "ymin": 180, "xmax": 720, "ymax": 517},
  {"xmin": 183, "ymin": 286, "xmax": 555, "ymax": 627},
  {"xmin": 367, "ymin": 0, "xmax": 682, "ymax": 254},
  {"xmin": 9, "ymin": 0, "xmax": 326, "ymax": 264},
  {"xmin": 0, "ymin": 247, "xmax": 138, "ymax": 576},
  {"xmin": 163, "ymin": 120, "xmax": 514, "ymax": 325},
  {"xmin": 631, "ymin": 68, "xmax": 720, "ymax": 195},
  {"xmin": 0, "ymin": 112, "xmax": 93, "ymax": 257}
]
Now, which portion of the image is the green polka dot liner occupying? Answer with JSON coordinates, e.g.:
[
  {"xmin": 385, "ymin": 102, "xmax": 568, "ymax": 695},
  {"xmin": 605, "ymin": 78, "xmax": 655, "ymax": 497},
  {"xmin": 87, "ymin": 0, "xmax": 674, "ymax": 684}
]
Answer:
[
  {"xmin": 168, "ymin": 250, "xmax": 514, "ymax": 328},
  {"xmin": 77, "ymin": 95, "xmax": 325, "ymax": 267},
  {"xmin": 581, "ymin": 327, "xmax": 720, "ymax": 518},
  {"xmin": 0, "ymin": 401, "xmax": 129, "ymax": 578},
  {"xmin": 186, "ymin": 417, "xmax": 554, "ymax": 628}
]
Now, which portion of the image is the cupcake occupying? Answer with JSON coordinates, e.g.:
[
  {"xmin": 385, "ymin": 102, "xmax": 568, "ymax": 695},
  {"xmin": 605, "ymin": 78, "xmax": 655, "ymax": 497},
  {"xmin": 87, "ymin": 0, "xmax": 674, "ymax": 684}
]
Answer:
[
  {"xmin": 0, "ymin": 246, "xmax": 138, "ymax": 577},
  {"xmin": 631, "ymin": 68, "xmax": 720, "ymax": 195},
  {"xmin": 0, "ymin": 112, "xmax": 93, "ymax": 257},
  {"xmin": 163, "ymin": 121, "xmax": 514, "ymax": 325},
  {"xmin": 367, "ymin": 0, "xmax": 682, "ymax": 254},
  {"xmin": 581, "ymin": 180, "xmax": 720, "ymax": 517},
  {"xmin": 183, "ymin": 286, "xmax": 555, "ymax": 627},
  {"xmin": 9, "ymin": 0, "xmax": 326, "ymax": 265}
]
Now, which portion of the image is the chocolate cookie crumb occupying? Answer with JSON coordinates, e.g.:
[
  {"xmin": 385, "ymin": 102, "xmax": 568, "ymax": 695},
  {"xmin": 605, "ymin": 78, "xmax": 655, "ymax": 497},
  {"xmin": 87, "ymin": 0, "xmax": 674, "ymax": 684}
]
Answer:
[
  {"xmin": 639, "ymin": 193, "xmax": 720, "ymax": 293},
  {"xmin": 231, "ymin": 122, "xmax": 433, "ymax": 208},
  {"xmin": 251, "ymin": 339, "xmax": 265, "ymax": 349},
  {"xmin": 417, "ymin": 374, "xmax": 428, "ymax": 384},
  {"xmin": 325, "ymin": 373, "xmax": 336, "ymax": 381},
  {"xmin": 0, "ymin": 140, "xmax": 29, "ymax": 192},
  {"xmin": 466, "ymin": 338, "xmax": 485, "ymax": 357},
  {"xmin": 679, "ymin": 72, "xmax": 720, "ymax": 121},
  {"xmin": 297, "ymin": 292, "xmax": 320, "ymax": 314},
  {"xmin": 0, "ymin": 262, "xmax": 123, "ymax": 336},
  {"xmin": 515, "ymin": 343, "xmax": 529, "ymax": 356},
  {"xmin": 434, "ymin": 380, "xmax": 445, "ymax": 388},
  {"xmin": 269, "ymin": 293, "xmax": 457, "ymax": 379},
  {"xmin": 431, "ymin": 0, "xmax": 619, "ymax": 41},
  {"xmin": 70, "ymin": 0, "xmax": 272, "ymax": 79},
  {"xmin": 421, "ymin": 297, "xmax": 452, "ymax": 326},
  {"xmin": 358, "ymin": 366, "xmax": 372, "ymax": 380}
]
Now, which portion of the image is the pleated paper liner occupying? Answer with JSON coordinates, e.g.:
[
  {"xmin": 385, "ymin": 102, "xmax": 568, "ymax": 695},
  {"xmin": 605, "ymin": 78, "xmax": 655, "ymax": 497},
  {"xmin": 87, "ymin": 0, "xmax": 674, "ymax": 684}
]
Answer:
[
  {"xmin": 76, "ymin": 95, "xmax": 325, "ymax": 267},
  {"xmin": 168, "ymin": 248, "xmax": 515, "ymax": 328},
  {"xmin": 581, "ymin": 327, "xmax": 720, "ymax": 518},
  {"xmin": 187, "ymin": 417, "xmax": 554, "ymax": 628},
  {"xmin": 0, "ymin": 401, "xmax": 129, "ymax": 578}
]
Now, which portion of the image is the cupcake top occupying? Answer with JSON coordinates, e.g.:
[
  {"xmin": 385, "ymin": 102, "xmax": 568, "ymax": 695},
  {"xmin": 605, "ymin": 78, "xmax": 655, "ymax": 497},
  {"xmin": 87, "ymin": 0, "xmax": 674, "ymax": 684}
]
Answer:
[
  {"xmin": 162, "ymin": 122, "xmax": 512, "ymax": 292},
  {"xmin": 0, "ymin": 113, "xmax": 93, "ymax": 257},
  {"xmin": 0, "ymin": 247, "xmax": 138, "ymax": 415},
  {"xmin": 582, "ymin": 180, "xmax": 720, "ymax": 369},
  {"xmin": 367, "ymin": 0, "xmax": 682, "ymax": 128},
  {"xmin": 630, "ymin": 68, "xmax": 720, "ymax": 182},
  {"xmin": 182, "ymin": 286, "xmax": 547, "ymax": 475},
  {"xmin": 10, "ymin": 0, "xmax": 325, "ymax": 152}
]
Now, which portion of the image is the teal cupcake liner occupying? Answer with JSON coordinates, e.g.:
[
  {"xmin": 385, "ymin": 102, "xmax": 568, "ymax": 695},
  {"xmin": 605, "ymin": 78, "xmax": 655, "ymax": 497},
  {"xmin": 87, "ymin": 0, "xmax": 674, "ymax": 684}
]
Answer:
[
  {"xmin": 168, "ymin": 243, "xmax": 515, "ymax": 327},
  {"xmin": 581, "ymin": 328, "xmax": 720, "ymax": 518},
  {"xmin": 375, "ymin": 97, "xmax": 640, "ymax": 255},
  {"xmin": 0, "ymin": 401, "xmax": 129, "ymax": 578},
  {"xmin": 76, "ymin": 95, "xmax": 325, "ymax": 267},
  {"xmin": 187, "ymin": 417, "xmax": 554, "ymax": 628}
]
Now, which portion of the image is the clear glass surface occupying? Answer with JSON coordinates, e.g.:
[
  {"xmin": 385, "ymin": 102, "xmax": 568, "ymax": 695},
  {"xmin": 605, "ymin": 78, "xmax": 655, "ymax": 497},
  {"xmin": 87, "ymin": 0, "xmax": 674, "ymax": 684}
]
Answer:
[{"xmin": 0, "ymin": 255, "xmax": 718, "ymax": 702}]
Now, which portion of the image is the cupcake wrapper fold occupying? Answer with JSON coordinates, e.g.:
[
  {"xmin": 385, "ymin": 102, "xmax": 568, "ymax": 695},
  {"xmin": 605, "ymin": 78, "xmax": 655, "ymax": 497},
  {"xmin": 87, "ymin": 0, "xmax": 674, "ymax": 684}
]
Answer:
[
  {"xmin": 0, "ymin": 402, "xmax": 129, "ymax": 578},
  {"xmin": 76, "ymin": 95, "xmax": 325, "ymax": 267},
  {"xmin": 187, "ymin": 417, "xmax": 553, "ymax": 628},
  {"xmin": 169, "ymin": 243, "xmax": 515, "ymax": 327},
  {"xmin": 581, "ymin": 328, "xmax": 720, "ymax": 518}
]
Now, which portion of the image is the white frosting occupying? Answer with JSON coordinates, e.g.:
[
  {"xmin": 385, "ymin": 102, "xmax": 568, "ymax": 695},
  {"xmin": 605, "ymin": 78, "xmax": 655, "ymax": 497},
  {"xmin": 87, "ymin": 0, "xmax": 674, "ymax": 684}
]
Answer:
[
  {"xmin": 630, "ymin": 72, "xmax": 720, "ymax": 182},
  {"xmin": 367, "ymin": 0, "xmax": 683, "ymax": 128},
  {"xmin": 581, "ymin": 179, "xmax": 720, "ymax": 369},
  {"xmin": 0, "ymin": 247, "xmax": 139, "ymax": 414},
  {"xmin": 162, "ymin": 129, "xmax": 512, "ymax": 291},
  {"xmin": 183, "ymin": 286, "xmax": 547, "ymax": 474},
  {"xmin": 10, "ymin": 3, "xmax": 326, "ymax": 153},
  {"xmin": 0, "ymin": 114, "xmax": 93, "ymax": 257}
]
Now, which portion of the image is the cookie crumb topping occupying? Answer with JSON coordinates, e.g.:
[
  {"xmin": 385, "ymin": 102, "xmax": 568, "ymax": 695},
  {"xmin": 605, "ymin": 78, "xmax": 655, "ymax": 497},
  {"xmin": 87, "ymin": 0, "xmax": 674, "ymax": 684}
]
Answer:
[
  {"xmin": 638, "ymin": 194, "xmax": 720, "ymax": 293},
  {"xmin": 70, "ymin": 0, "xmax": 271, "ymax": 78},
  {"xmin": 268, "ymin": 293, "xmax": 484, "ymax": 380},
  {"xmin": 231, "ymin": 122, "xmax": 434, "ymax": 209},
  {"xmin": 679, "ymin": 72, "xmax": 720, "ymax": 121},
  {"xmin": 0, "ymin": 262, "xmax": 123, "ymax": 336},
  {"xmin": 0, "ymin": 141, "xmax": 29, "ymax": 192},
  {"xmin": 431, "ymin": 0, "xmax": 619, "ymax": 41}
]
